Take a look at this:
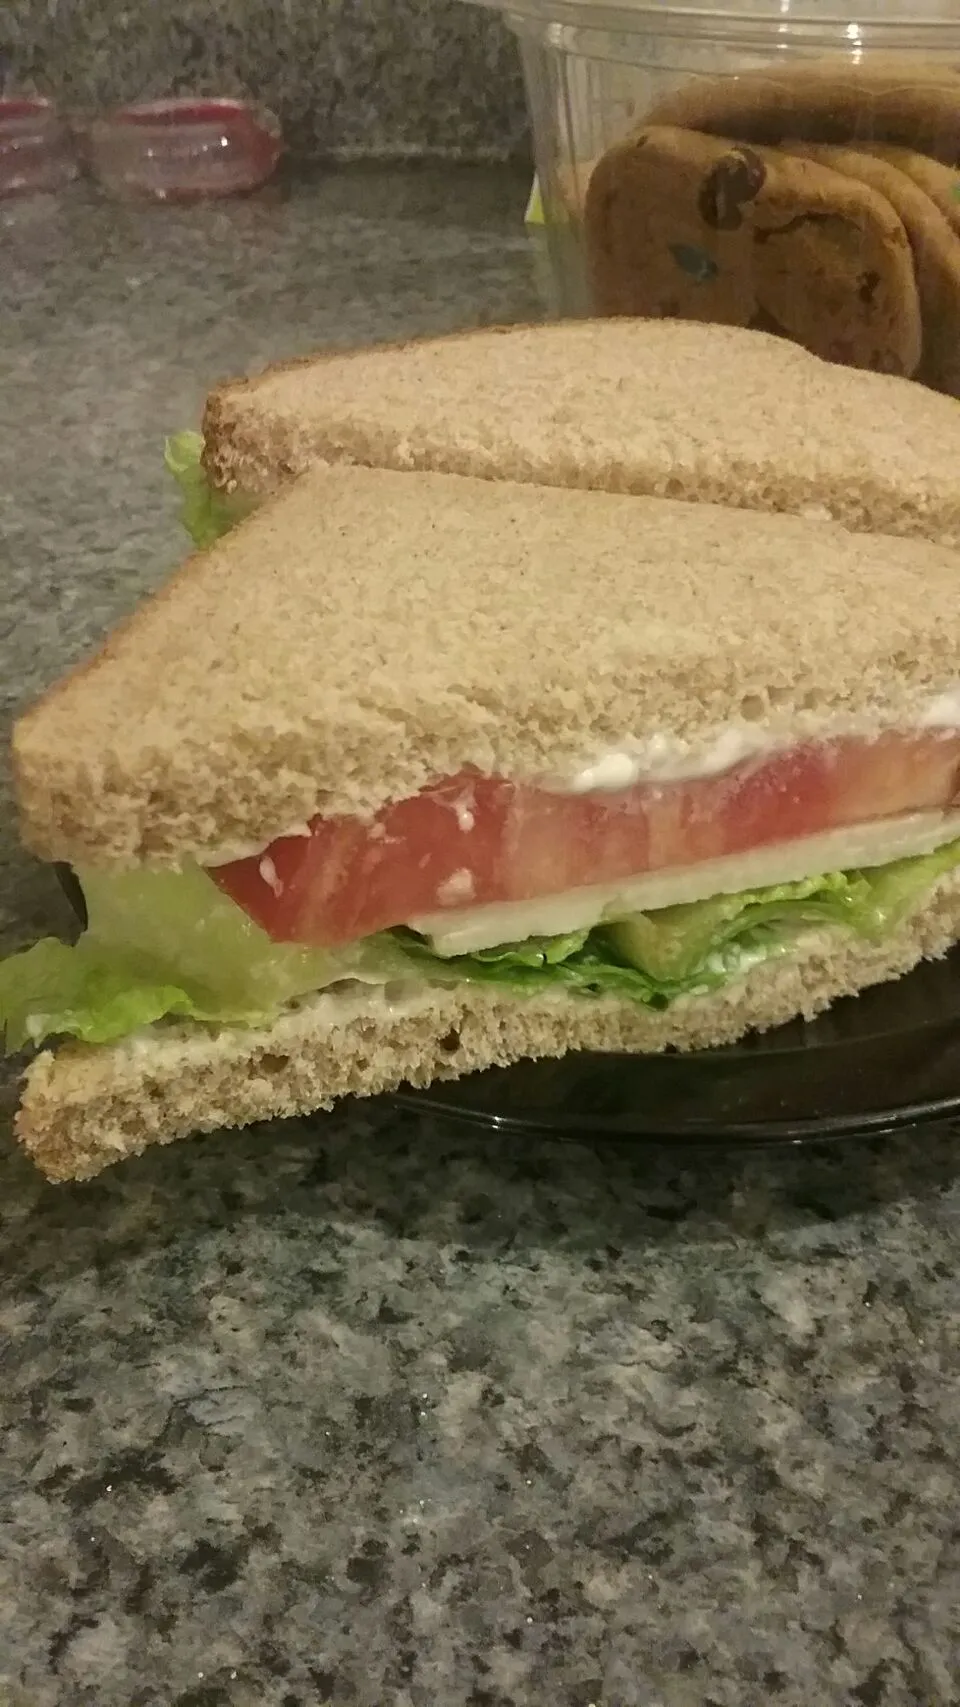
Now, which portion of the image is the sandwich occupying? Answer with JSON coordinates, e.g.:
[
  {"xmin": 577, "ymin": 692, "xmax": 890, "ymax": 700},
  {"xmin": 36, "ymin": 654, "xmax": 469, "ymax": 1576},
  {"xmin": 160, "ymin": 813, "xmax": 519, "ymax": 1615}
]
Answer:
[
  {"xmin": 166, "ymin": 318, "xmax": 960, "ymax": 547},
  {"xmin": 6, "ymin": 463, "xmax": 960, "ymax": 1182}
]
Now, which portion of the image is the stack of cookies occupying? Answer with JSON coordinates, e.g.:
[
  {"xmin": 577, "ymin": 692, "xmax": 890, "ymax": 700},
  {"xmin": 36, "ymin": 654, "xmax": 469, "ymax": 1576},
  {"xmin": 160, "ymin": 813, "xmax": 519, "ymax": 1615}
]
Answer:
[{"xmin": 583, "ymin": 61, "xmax": 960, "ymax": 393}]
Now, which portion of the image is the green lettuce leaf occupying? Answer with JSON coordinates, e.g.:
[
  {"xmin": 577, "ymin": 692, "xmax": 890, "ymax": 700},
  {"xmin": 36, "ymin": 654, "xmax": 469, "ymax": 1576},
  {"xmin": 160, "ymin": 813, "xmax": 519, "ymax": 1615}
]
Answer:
[
  {"xmin": 0, "ymin": 864, "xmax": 411, "ymax": 1050},
  {"xmin": 407, "ymin": 838, "xmax": 960, "ymax": 995},
  {"xmin": 398, "ymin": 927, "xmax": 696, "ymax": 1005},
  {"xmin": 603, "ymin": 872, "xmax": 867, "ymax": 984},
  {"xmin": 164, "ymin": 431, "xmax": 257, "ymax": 548},
  {"xmin": 0, "ymin": 939, "xmax": 262, "ymax": 1050}
]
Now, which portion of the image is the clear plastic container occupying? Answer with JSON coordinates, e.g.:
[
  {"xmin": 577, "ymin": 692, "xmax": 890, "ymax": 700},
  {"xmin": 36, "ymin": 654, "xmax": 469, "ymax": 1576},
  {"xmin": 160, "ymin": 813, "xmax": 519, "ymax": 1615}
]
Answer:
[
  {"xmin": 466, "ymin": 0, "xmax": 960, "ymax": 392},
  {"xmin": 86, "ymin": 98, "xmax": 283, "ymax": 200},
  {"xmin": 0, "ymin": 97, "xmax": 79, "ymax": 197}
]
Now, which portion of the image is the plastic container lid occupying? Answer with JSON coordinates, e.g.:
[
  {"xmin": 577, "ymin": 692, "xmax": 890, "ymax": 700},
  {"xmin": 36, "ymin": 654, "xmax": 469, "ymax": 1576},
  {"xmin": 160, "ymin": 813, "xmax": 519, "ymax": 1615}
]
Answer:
[{"xmin": 466, "ymin": 0, "xmax": 960, "ymax": 51}]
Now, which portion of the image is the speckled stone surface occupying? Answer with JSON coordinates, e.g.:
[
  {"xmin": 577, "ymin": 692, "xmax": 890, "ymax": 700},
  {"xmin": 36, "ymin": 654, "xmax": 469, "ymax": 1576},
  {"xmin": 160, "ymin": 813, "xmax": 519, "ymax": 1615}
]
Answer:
[
  {"xmin": 2, "ymin": 171, "xmax": 960, "ymax": 1707},
  {"xmin": 1, "ymin": 0, "xmax": 530, "ymax": 161}
]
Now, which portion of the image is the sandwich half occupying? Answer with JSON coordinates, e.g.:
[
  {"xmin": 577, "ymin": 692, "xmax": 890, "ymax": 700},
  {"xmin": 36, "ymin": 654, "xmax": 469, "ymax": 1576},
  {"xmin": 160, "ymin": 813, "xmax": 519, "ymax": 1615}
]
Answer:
[
  {"xmin": 8, "ymin": 465, "xmax": 960, "ymax": 1181},
  {"xmin": 177, "ymin": 318, "xmax": 960, "ymax": 545}
]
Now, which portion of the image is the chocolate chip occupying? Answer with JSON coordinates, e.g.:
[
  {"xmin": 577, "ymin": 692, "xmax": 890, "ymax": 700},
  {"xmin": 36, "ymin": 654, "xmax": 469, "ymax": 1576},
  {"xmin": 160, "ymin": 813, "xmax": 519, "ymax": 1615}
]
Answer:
[
  {"xmin": 698, "ymin": 146, "xmax": 766, "ymax": 230},
  {"xmin": 669, "ymin": 242, "xmax": 718, "ymax": 283},
  {"xmin": 858, "ymin": 268, "xmax": 881, "ymax": 305}
]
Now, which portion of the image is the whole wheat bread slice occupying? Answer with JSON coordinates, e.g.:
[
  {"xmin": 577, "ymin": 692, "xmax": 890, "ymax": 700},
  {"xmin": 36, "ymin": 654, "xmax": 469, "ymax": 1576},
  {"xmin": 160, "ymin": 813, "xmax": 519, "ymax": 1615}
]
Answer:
[
  {"xmin": 14, "ymin": 464, "xmax": 960, "ymax": 869},
  {"xmin": 20, "ymin": 864, "xmax": 960, "ymax": 1181},
  {"xmin": 201, "ymin": 319, "xmax": 960, "ymax": 543}
]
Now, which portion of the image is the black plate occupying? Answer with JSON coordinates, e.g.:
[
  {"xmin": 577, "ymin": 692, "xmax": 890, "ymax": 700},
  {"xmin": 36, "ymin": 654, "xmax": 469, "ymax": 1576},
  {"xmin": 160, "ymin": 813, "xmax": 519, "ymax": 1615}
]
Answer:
[{"xmin": 393, "ymin": 951, "xmax": 960, "ymax": 1147}]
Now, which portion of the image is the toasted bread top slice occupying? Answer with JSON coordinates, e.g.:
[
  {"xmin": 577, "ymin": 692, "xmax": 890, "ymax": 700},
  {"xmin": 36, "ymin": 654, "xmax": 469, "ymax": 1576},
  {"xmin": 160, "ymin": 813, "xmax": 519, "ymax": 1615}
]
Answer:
[
  {"xmin": 202, "ymin": 319, "xmax": 960, "ymax": 543},
  {"xmin": 14, "ymin": 464, "xmax": 960, "ymax": 868}
]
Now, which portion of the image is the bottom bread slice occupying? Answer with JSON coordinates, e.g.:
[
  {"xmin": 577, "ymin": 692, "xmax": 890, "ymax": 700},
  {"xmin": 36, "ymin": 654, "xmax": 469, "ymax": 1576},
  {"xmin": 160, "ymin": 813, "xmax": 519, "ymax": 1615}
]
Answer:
[{"xmin": 18, "ymin": 867, "xmax": 960, "ymax": 1182}]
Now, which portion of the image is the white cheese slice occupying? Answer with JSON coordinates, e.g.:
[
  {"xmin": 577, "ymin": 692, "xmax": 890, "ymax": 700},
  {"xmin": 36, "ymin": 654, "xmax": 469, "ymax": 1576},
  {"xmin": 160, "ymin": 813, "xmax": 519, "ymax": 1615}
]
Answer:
[{"xmin": 411, "ymin": 811, "xmax": 960, "ymax": 956}]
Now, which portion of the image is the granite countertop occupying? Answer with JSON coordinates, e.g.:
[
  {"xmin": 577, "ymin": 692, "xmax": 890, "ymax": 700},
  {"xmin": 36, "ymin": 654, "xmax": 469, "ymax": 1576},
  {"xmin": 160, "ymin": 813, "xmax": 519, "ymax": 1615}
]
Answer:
[
  {"xmin": 3, "ymin": 0, "xmax": 530, "ymax": 164},
  {"xmin": 2, "ymin": 170, "xmax": 960, "ymax": 1707}
]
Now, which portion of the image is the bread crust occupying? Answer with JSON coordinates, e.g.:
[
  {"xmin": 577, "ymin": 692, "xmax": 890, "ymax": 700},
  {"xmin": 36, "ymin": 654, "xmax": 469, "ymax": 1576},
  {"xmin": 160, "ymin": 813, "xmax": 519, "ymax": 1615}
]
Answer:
[
  {"xmin": 201, "ymin": 319, "xmax": 960, "ymax": 543},
  {"xmin": 19, "ymin": 867, "xmax": 960, "ymax": 1182}
]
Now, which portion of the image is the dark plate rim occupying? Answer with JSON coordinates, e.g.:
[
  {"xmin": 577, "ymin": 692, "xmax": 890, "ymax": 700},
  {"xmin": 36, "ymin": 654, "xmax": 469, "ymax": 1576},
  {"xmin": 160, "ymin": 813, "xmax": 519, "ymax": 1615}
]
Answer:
[{"xmin": 392, "ymin": 1082, "xmax": 960, "ymax": 1146}]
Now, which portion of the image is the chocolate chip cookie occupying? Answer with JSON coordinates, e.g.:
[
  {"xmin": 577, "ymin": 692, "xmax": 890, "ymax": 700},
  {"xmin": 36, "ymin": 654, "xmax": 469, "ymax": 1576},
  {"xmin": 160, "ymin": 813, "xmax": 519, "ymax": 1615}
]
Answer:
[{"xmin": 584, "ymin": 125, "xmax": 922, "ymax": 376}]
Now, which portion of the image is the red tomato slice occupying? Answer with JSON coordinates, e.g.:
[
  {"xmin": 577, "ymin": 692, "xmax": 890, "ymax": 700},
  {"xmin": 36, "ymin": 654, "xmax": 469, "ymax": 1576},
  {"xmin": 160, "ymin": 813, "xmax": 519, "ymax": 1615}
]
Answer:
[{"xmin": 213, "ymin": 733, "xmax": 960, "ymax": 946}]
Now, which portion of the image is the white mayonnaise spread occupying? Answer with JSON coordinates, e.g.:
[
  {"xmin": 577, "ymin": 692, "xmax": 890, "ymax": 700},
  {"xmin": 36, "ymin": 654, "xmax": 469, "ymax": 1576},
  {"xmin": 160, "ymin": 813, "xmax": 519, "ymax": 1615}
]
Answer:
[
  {"xmin": 436, "ymin": 868, "xmax": 476, "ymax": 906},
  {"xmin": 545, "ymin": 687, "xmax": 960, "ymax": 794},
  {"xmin": 111, "ymin": 980, "xmax": 440, "ymax": 1061},
  {"xmin": 258, "ymin": 855, "xmax": 283, "ymax": 897}
]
